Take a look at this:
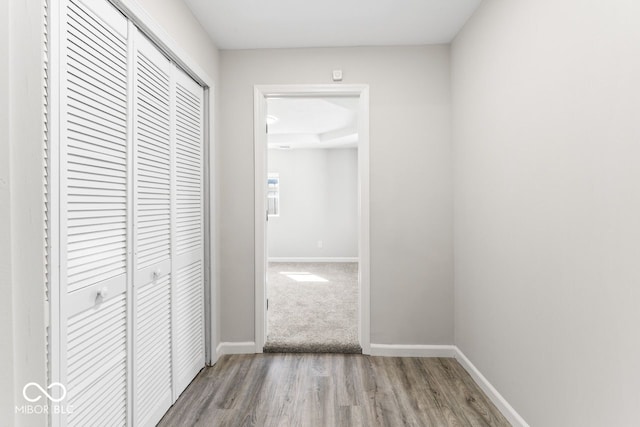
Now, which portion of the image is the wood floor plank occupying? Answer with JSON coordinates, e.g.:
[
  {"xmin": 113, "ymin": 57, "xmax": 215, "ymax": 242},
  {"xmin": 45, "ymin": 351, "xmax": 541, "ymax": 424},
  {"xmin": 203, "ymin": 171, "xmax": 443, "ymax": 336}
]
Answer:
[
  {"xmin": 158, "ymin": 354, "xmax": 511, "ymax": 427},
  {"xmin": 441, "ymin": 358, "xmax": 507, "ymax": 427}
]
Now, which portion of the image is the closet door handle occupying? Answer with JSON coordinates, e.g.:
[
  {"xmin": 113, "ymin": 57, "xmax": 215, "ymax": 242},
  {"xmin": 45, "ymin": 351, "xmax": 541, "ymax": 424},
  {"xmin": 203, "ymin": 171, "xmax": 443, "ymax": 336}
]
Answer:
[{"xmin": 96, "ymin": 287, "xmax": 108, "ymax": 302}]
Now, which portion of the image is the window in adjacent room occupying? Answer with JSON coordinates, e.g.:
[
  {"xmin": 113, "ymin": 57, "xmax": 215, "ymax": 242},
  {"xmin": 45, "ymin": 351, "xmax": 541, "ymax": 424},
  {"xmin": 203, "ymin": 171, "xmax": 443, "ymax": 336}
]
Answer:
[{"xmin": 267, "ymin": 173, "xmax": 280, "ymax": 217}]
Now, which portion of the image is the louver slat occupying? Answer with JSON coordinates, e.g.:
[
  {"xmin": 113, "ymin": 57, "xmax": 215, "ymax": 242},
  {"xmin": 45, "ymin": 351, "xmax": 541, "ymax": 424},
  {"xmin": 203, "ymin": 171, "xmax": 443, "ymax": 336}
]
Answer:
[
  {"xmin": 172, "ymin": 69, "xmax": 205, "ymax": 396},
  {"xmin": 134, "ymin": 276, "xmax": 172, "ymax": 426},
  {"xmin": 133, "ymin": 32, "xmax": 174, "ymax": 427},
  {"xmin": 175, "ymin": 78, "xmax": 203, "ymax": 256},
  {"xmin": 66, "ymin": 294, "xmax": 127, "ymax": 427},
  {"xmin": 62, "ymin": 1, "xmax": 129, "ymax": 426},
  {"xmin": 175, "ymin": 260, "xmax": 204, "ymax": 392},
  {"xmin": 135, "ymin": 46, "xmax": 171, "ymax": 270},
  {"xmin": 65, "ymin": 0, "xmax": 128, "ymax": 294}
]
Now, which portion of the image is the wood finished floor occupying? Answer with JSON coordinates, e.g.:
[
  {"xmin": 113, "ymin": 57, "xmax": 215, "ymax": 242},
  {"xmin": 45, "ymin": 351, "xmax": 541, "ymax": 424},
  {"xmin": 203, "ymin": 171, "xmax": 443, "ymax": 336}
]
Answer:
[{"xmin": 158, "ymin": 354, "xmax": 510, "ymax": 427}]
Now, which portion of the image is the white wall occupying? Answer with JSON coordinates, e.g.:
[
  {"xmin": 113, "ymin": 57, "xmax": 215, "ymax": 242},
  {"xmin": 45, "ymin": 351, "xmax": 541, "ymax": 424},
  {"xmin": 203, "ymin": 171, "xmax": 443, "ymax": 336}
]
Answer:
[
  {"xmin": 0, "ymin": 0, "xmax": 220, "ymax": 425},
  {"xmin": 268, "ymin": 148, "xmax": 358, "ymax": 259},
  {"xmin": 0, "ymin": 1, "xmax": 15, "ymax": 425},
  {"xmin": 452, "ymin": 1, "xmax": 640, "ymax": 425},
  {"xmin": 220, "ymin": 46, "xmax": 453, "ymax": 345},
  {"xmin": 1, "ymin": 1, "xmax": 48, "ymax": 425},
  {"xmin": 135, "ymin": 0, "xmax": 220, "ymax": 81}
]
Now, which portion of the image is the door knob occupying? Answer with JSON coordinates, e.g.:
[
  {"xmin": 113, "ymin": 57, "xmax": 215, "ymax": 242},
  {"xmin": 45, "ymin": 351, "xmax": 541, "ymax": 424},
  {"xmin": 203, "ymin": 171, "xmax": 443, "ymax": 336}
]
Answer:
[{"xmin": 96, "ymin": 287, "xmax": 108, "ymax": 301}]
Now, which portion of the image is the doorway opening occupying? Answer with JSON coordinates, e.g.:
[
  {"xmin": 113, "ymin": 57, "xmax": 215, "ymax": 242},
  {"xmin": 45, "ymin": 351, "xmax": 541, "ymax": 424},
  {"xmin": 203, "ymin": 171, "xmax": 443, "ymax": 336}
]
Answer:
[
  {"xmin": 265, "ymin": 96, "xmax": 359, "ymax": 352},
  {"xmin": 254, "ymin": 85, "xmax": 370, "ymax": 354}
]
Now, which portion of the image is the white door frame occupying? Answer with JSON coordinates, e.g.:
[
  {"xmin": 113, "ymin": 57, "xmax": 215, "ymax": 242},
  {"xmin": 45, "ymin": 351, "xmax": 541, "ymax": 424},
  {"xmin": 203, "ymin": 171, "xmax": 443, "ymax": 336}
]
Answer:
[{"xmin": 253, "ymin": 84, "xmax": 371, "ymax": 354}]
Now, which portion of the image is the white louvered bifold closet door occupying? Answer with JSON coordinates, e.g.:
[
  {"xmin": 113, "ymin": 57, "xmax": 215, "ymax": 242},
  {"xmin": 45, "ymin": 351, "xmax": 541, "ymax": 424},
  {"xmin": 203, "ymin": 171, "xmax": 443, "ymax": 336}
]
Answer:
[
  {"xmin": 173, "ymin": 67, "xmax": 206, "ymax": 396},
  {"xmin": 59, "ymin": 0, "xmax": 130, "ymax": 426},
  {"xmin": 55, "ymin": 0, "xmax": 207, "ymax": 425},
  {"xmin": 132, "ymin": 31, "xmax": 174, "ymax": 427}
]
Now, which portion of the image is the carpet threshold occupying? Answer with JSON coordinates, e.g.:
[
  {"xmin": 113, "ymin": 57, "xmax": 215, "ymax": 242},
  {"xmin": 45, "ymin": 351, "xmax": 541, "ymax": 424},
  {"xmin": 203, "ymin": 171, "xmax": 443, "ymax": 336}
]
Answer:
[{"xmin": 264, "ymin": 341, "xmax": 362, "ymax": 354}]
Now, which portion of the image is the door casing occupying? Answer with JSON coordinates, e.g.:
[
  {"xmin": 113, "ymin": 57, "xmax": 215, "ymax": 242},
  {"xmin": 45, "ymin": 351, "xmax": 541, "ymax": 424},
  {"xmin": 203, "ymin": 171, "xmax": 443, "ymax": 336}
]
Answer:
[{"xmin": 253, "ymin": 84, "xmax": 371, "ymax": 354}]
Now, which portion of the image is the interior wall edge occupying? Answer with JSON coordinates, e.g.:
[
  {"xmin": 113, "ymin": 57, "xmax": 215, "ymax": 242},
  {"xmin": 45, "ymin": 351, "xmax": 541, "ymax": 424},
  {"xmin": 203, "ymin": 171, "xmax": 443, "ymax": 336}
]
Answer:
[{"xmin": 7, "ymin": 0, "xmax": 48, "ymax": 425}]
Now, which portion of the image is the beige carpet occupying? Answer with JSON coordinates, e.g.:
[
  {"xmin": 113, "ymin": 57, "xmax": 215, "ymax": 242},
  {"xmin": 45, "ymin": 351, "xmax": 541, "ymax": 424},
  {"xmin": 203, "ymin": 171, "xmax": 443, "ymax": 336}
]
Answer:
[{"xmin": 264, "ymin": 262, "xmax": 361, "ymax": 353}]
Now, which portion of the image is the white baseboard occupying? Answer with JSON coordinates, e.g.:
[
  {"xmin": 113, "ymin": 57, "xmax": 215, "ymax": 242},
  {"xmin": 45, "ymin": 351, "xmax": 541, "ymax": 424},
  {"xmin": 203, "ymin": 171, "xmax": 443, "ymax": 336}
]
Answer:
[
  {"xmin": 369, "ymin": 344, "xmax": 457, "ymax": 358},
  {"xmin": 268, "ymin": 257, "xmax": 358, "ymax": 263},
  {"xmin": 454, "ymin": 348, "xmax": 529, "ymax": 427},
  {"xmin": 216, "ymin": 341, "xmax": 256, "ymax": 357}
]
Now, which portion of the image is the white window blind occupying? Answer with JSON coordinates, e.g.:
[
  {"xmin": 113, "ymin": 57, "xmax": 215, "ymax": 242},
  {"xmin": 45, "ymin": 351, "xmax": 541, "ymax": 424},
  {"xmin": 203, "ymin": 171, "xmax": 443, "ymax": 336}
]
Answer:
[{"xmin": 267, "ymin": 173, "xmax": 280, "ymax": 217}]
